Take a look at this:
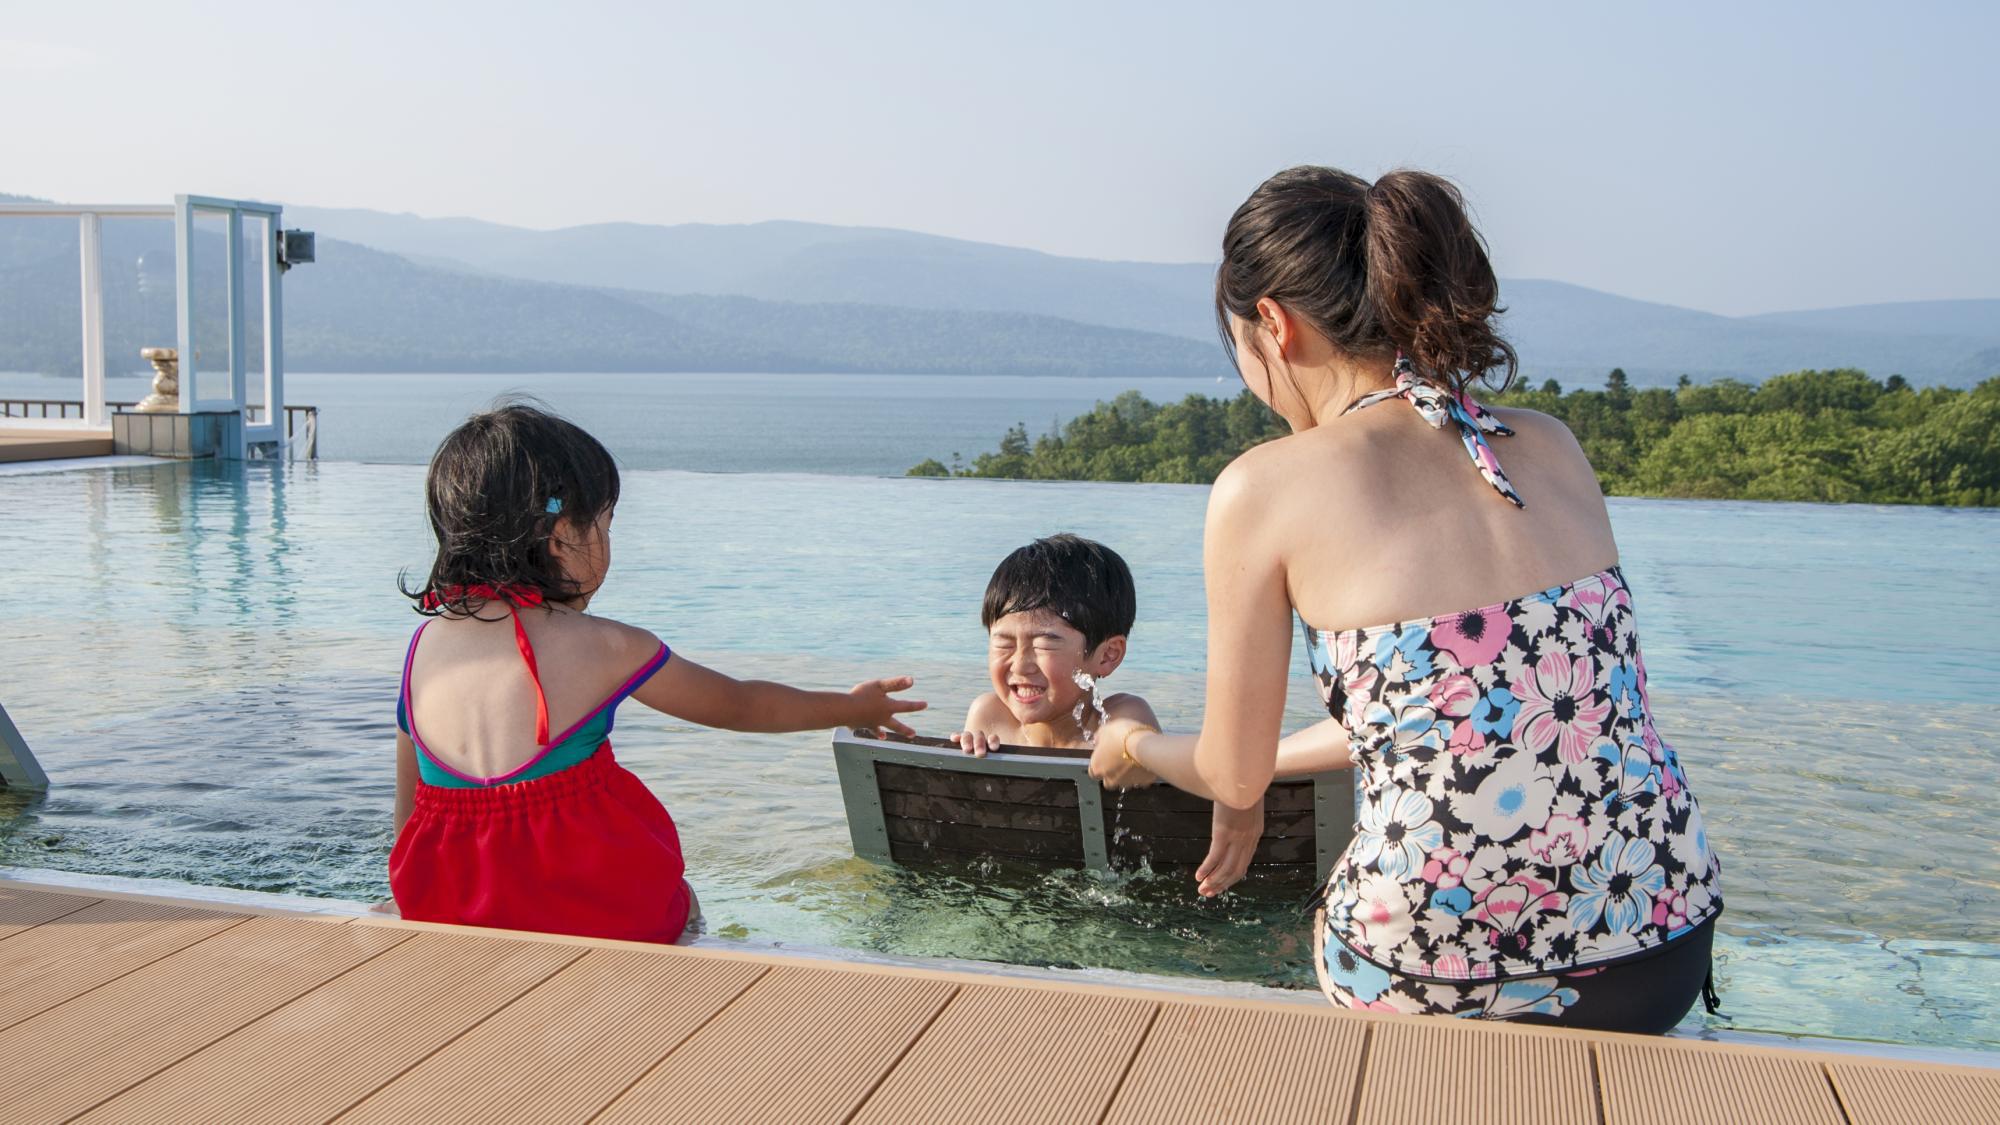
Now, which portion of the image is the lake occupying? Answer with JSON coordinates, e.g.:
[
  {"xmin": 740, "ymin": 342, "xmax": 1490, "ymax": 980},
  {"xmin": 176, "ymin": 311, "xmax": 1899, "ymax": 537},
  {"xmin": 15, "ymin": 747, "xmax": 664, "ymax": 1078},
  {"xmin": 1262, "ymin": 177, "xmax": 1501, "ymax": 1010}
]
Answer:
[{"xmin": 0, "ymin": 370, "xmax": 1236, "ymax": 475}]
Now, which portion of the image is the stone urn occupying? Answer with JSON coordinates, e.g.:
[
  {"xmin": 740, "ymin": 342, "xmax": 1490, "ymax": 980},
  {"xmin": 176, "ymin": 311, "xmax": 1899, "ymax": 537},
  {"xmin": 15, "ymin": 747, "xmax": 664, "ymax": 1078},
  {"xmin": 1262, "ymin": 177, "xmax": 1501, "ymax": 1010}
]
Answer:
[{"xmin": 136, "ymin": 347, "xmax": 179, "ymax": 412}]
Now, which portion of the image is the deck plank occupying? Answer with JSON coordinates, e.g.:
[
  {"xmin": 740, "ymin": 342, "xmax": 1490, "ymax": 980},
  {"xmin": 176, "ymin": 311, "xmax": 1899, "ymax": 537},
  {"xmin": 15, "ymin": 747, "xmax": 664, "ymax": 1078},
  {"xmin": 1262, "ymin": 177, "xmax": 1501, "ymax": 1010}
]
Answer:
[
  {"xmin": 0, "ymin": 879, "xmax": 1988, "ymax": 1125},
  {"xmin": 1827, "ymin": 1060, "xmax": 2000, "ymax": 1125},
  {"xmin": 1356, "ymin": 1019, "xmax": 1598, "ymax": 1125},
  {"xmin": 850, "ymin": 984, "xmax": 1156, "ymax": 1125},
  {"xmin": 1597, "ymin": 1038, "xmax": 1845, "ymax": 1125},
  {"xmin": 0, "ymin": 916, "xmax": 410, "ymax": 1125},
  {"xmin": 0, "ymin": 897, "xmax": 248, "ymax": 1031},
  {"xmin": 1102, "ymin": 1002, "xmax": 1368, "ymax": 1124},
  {"xmin": 339, "ymin": 948, "xmax": 767, "ymax": 1125},
  {"xmin": 591, "ymin": 964, "xmax": 956, "ymax": 1125},
  {"xmin": 0, "ymin": 885, "xmax": 99, "ymax": 938},
  {"xmin": 75, "ymin": 931, "xmax": 582, "ymax": 1125}
]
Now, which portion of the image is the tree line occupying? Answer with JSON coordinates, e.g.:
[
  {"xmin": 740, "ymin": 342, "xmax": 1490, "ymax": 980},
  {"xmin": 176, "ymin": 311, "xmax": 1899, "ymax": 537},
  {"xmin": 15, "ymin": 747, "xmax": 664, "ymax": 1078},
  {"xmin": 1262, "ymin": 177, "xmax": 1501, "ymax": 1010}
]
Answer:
[{"xmin": 911, "ymin": 368, "xmax": 2000, "ymax": 507}]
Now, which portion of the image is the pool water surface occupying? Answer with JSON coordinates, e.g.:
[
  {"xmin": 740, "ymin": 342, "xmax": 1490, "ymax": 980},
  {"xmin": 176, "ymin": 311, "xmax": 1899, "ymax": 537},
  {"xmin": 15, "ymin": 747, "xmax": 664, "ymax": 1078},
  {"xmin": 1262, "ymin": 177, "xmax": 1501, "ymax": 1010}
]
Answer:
[{"xmin": 0, "ymin": 458, "xmax": 1994, "ymax": 1050}]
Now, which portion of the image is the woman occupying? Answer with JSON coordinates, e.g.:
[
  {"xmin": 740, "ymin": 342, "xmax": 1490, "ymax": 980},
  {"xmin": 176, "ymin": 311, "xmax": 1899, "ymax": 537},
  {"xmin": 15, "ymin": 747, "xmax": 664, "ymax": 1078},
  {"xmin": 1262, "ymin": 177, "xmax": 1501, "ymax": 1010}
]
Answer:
[{"xmin": 1093, "ymin": 166, "xmax": 1721, "ymax": 1032}]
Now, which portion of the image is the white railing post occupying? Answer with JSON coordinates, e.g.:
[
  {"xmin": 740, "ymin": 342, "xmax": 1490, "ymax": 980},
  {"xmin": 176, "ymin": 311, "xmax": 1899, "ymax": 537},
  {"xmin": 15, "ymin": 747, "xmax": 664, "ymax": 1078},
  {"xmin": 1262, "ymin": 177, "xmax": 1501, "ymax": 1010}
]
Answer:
[
  {"xmin": 78, "ymin": 212, "xmax": 107, "ymax": 428},
  {"xmin": 262, "ymin": 213, "xmax": 285, "ymax": 446},
  {"xmin": 174, "ymin": 195, "xmax": 196, "ymax": 415},
  {"xmin": 225, "ymin": 206, "xmax": 248, "ymax": 458}
]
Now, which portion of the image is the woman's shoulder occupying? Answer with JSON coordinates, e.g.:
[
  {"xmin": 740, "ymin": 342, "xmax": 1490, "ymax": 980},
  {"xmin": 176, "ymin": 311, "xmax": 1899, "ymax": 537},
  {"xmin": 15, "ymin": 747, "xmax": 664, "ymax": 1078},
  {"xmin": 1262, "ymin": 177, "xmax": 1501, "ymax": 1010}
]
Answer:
[
  {"xmin": 1483, "ymin": 405, "xmax": 1604, "ymax": 490},
  {"xmin": 1486, "ymin": 404, "xmax": 1584, "ymax": 449}
]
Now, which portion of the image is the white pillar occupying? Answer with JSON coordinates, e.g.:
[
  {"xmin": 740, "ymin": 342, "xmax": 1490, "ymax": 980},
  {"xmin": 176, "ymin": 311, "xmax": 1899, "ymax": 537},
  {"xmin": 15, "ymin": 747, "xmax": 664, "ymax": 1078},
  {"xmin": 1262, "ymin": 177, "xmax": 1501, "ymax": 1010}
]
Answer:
[
  {"xmin": 78, "ymin": 213, "xmax": 107, "ymax": 428},
  {"xmin": 225, "ymin": 207, "xmax": 247, "ymax": 459},
  {"xmin": 260, "ymin": 214, "xmax": 285, "ymax": 441},
  {"xmin": 174, "ymin": 195, "xmax": 195, "ymax": 415}
]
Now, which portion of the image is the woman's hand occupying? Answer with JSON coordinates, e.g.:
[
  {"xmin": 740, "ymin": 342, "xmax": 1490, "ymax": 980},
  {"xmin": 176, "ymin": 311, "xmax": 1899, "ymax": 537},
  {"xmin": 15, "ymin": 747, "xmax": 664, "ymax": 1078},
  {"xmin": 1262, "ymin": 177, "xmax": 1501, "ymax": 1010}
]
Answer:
[
  {"xmin": 1195, "ymin": 797, "xmax": 1264, "ymax": 897},
  {"xmin": 849, "ymin": 676, "xmax": 927, "ymax": 736},
  {"xmin": 1088, "ymin": 716, "xmax": 1159, "ymax": 790}
]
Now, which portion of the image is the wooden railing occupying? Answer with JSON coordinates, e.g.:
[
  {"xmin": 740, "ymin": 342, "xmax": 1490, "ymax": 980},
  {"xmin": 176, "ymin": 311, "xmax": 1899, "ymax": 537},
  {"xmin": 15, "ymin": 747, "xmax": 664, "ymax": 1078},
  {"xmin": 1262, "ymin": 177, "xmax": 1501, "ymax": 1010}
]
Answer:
[{"xmin": 0, "ymin": 398, "xmax": 319, "ymax": 459}]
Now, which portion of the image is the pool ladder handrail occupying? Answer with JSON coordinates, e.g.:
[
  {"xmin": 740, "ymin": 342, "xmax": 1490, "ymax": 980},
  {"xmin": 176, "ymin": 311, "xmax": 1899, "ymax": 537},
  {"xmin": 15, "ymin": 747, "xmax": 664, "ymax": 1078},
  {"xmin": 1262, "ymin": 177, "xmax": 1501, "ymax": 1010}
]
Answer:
[{"xmin": 0, "ymin": 702, "xmax": 49, "ymax": 789}]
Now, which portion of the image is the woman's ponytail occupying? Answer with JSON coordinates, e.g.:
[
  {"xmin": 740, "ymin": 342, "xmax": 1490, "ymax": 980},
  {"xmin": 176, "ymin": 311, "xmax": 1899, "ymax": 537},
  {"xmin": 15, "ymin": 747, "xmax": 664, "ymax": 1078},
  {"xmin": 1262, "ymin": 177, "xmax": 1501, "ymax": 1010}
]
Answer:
[
  {"xmin": 1361, "ymin": 170, "xmax": 1516, "ymax": 394},
  {"xmin": 1216, "ymin": 166, "xmax": 1517, "ymax": 397}
]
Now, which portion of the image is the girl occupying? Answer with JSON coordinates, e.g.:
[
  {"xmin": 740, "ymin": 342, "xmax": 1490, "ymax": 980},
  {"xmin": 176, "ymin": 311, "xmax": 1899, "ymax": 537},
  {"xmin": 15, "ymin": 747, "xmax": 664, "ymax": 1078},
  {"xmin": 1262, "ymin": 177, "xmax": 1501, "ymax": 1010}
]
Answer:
[
  {"xmin": 1090, "ymin": 167, "xmax": 1721, "ymax": 1033},
  {"xmin": 390, "ymin": 403, "xmax": 924, "ymax": 943}
]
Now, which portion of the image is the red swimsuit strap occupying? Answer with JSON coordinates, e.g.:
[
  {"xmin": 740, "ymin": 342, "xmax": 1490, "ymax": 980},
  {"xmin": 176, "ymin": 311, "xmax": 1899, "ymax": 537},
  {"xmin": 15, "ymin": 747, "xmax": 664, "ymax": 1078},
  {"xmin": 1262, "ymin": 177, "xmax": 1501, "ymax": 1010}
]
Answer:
[
  {"xmin": 421, "ymin": 584, "xmax": 552, "ymax": 746},
  {"xmin": 504, "ymin": 602, "xmax": 552, "ymax": 747}
]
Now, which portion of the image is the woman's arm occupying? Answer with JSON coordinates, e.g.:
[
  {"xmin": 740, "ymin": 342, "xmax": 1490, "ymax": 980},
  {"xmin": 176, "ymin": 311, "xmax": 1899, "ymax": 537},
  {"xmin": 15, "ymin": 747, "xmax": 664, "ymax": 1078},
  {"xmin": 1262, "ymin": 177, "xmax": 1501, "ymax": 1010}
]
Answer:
[
  {"xmin": 1187, "ymin": 458, "xmax": 1298, "ymax": 809},
  {"xmin": 1097, "ymin": 717, "xmax": 1353, "ymax": 798},
  {"xmin": 1269, "ymin": 717, "xmax": 1355, "ymax": 773},
  {"xmin": 631, "ymin": 651, "xmax": 926, "ymax": 734}
]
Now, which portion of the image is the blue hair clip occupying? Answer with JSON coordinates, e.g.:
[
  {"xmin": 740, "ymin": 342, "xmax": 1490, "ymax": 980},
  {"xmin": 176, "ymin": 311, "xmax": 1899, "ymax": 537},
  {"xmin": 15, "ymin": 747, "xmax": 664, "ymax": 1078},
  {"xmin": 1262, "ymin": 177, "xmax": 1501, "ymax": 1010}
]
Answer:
[{"xmin": 545, "ymin": 497, "xmax": 563, "ymax": 515}]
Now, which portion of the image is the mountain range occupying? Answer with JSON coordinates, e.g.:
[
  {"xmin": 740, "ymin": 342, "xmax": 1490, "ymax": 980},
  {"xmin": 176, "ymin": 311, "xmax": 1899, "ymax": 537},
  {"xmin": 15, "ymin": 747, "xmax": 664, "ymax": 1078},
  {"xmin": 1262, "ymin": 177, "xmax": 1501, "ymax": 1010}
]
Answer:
[{"xmin": 4, "ymin": 192, "xmax": 1994, "ymax": 386}]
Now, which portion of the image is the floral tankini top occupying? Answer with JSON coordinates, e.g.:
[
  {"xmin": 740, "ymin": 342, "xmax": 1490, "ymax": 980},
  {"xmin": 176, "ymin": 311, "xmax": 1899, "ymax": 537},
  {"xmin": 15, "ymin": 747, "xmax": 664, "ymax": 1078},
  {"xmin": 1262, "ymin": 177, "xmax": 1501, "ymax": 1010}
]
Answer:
[
  {"xmin": 1302, "ymin": 356, "xmax": 1722, "ymax": 982},
  {"xmin": 1306, "ymin": 567, "xmax": 1723, "ymax": 981}
]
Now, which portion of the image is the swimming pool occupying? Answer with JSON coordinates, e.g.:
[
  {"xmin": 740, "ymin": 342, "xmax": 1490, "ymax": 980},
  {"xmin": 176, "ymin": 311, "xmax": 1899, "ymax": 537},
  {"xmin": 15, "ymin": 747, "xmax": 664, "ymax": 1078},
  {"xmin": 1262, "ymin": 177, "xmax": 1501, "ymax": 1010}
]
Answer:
[{"xmin": 1, "ymin": 458, "xmax": 1995, "ymax": 1050}]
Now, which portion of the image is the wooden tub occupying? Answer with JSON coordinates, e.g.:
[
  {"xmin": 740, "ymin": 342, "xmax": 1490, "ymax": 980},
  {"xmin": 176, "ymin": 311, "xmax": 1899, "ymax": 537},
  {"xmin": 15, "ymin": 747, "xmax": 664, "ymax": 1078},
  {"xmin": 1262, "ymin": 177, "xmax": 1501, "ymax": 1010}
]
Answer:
[{"xmin": 832, "ymin": 729, "xmax": 1354, "ymax": 891}]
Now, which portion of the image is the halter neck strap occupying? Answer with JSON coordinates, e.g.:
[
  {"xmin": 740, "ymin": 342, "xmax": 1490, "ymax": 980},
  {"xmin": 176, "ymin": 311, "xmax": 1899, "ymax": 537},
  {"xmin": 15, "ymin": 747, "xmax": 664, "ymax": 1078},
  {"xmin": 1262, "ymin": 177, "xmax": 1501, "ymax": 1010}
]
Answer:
[
  {"xmin": 1344, "ymin": 354, "xmax": 1525, "ymax": 508},
  {"xmin": 420, "ymin": 584, "xmax": 553, "ymax": 744}
]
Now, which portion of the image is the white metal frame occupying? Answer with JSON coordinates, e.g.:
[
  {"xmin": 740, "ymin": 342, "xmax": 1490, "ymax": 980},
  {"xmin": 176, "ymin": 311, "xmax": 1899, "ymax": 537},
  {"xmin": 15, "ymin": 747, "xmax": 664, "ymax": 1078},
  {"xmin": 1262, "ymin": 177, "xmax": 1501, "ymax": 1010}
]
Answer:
[{"xmin": 0, "ymin": 195, "xmax": 289, "ymax": 459}]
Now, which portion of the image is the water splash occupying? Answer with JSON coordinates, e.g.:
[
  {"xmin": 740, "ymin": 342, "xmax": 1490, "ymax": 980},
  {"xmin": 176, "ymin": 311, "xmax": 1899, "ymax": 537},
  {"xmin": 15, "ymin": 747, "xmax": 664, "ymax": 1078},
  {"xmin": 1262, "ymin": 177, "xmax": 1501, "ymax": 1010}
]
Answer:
[{"xmin": 1071, "ymin": 669, "xmax": 1109, "ymax": 745}]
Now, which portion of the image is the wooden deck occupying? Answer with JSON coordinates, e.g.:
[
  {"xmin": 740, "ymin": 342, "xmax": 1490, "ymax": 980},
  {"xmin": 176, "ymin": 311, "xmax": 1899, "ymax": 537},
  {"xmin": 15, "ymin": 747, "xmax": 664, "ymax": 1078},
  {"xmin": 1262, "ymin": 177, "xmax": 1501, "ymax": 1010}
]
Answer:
[
  {"xmin": 1, "ymin": 878, "xmax": 1992, "ymax": 1124},
  {"xmin": 0, "ymin": 431, "xmax": 114, "ymax": 464}
]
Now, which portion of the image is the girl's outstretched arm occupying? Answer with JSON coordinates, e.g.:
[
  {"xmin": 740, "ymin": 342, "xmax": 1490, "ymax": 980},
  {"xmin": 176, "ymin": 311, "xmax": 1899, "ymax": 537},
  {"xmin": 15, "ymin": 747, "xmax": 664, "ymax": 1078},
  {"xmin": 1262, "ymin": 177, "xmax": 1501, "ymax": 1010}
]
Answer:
[{"xmin": 633, "ymin": 652, "xmax": 926, "ymax": 734}]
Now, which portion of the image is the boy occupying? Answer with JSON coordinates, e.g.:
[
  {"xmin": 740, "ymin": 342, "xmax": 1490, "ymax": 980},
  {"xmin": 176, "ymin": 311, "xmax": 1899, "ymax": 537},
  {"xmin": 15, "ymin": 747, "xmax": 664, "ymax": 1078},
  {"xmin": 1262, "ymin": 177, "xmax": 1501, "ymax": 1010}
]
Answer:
[{"xmin": 952, "ymin": 534, "xmax": 1159, "ymax": 762}]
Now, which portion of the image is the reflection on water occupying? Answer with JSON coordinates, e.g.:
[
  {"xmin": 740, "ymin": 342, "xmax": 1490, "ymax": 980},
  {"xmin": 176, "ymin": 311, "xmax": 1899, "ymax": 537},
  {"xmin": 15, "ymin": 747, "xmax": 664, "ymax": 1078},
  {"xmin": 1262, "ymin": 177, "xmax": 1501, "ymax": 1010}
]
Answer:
[{"xmin": 0, "ymin": 459, "xmax": 1995, "ymax": 1050}]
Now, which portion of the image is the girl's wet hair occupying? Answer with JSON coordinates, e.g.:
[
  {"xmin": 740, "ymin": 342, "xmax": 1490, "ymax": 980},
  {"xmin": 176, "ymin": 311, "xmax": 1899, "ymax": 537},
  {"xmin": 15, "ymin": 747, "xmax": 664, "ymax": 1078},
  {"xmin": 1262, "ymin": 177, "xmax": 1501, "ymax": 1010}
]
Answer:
[
  {"xmin": 981, "ymin": 534, "xmax": 1136, "ymax": 651},
  {"xmin": 404, "ymin": 400, "xmax": 620, "ymax": 616},
  {"xmin": 1215, "ymin": 165, "xmax": 1517, "ymax": 397}
]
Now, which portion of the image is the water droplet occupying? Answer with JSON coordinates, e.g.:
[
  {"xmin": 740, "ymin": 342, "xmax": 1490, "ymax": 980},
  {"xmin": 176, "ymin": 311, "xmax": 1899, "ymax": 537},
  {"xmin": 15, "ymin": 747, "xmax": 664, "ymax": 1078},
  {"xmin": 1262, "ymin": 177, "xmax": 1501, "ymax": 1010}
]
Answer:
[{"xmin": 1072, "ymin": 670, "xmax": 1109, "ymax": 745}]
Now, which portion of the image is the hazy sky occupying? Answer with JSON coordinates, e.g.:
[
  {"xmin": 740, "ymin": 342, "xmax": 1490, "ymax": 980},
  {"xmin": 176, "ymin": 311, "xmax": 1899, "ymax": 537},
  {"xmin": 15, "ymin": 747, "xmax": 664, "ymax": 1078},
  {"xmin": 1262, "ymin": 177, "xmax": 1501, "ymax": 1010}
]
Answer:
[{"xmin": 5, "ymin": 1, "xmax": 1994, "ymax": 315}]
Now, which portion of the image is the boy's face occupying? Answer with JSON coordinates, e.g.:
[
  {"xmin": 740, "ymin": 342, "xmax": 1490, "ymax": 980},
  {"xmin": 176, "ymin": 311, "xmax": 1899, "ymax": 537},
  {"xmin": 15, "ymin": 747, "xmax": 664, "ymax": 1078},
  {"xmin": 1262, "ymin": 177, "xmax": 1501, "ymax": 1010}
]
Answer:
[{"xmin": 986, "ymin": 609, "xmax": 1125, "ymax": 728}]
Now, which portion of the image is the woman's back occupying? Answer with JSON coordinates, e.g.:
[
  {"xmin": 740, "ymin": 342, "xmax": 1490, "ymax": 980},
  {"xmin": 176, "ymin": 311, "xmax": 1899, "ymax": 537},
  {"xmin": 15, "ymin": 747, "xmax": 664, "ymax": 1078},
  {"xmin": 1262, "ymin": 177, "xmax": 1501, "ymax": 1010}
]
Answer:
[{"xmin": 1257, "ymin": 398, "xmax": 1619, "ymax": 634}]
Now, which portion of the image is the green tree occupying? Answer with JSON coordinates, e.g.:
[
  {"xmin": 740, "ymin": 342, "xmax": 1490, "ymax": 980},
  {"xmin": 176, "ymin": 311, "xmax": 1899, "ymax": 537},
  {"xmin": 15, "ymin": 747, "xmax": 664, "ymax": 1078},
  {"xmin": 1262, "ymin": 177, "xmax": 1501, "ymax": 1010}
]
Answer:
[
  {"xmin": 1605, "ymin": 367, "xmax": 1631, "ymax": 410},
  {"xmin": 920, "ymin": 371, "xmax": 2000, "ymax": 507}
]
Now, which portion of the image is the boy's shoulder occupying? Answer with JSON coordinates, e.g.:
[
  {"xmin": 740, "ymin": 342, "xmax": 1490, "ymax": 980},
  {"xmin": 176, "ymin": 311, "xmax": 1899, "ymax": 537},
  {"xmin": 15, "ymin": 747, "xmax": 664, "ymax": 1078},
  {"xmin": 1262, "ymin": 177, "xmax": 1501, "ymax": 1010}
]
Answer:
[
  {"xmin": 1101, "ymin": 691, "xmax": 1158, "ymax": 724},
  {"xmin": 965, "ymin": 690, "xmax": 1013, "ymax": 723}
]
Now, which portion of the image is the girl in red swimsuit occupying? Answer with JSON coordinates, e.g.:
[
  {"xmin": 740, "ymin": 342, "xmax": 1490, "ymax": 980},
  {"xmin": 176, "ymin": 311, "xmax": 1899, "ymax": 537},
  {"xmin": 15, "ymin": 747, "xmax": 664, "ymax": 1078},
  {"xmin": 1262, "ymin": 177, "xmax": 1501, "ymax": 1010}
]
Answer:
[{"xmin": 389, "ymin": 403, "xmax": 925, "ymax": 943}]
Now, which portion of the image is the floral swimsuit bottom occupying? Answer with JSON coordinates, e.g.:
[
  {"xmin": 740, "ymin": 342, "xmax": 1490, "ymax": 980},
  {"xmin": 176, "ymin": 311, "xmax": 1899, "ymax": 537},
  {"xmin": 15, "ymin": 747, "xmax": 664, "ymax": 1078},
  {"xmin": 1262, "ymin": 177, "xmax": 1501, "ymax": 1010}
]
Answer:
[{"xmin": 1304, "ymin": 362, "xmax": 1724, "ymax": 1033}]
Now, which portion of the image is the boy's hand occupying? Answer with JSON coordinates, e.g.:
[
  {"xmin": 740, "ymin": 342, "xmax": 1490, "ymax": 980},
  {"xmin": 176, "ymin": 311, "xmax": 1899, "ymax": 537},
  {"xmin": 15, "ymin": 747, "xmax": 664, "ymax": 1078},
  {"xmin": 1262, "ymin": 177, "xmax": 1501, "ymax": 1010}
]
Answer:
[
  {"xmin": 951, "ymin": 730, "xmax": 1004, "ymax": 757},
  {"xmin": 849, "ymin": 676, "xmax": 927, "ymax": 736},
  {"xmin": 1196, "ymin": 797, "xmax": 1264, "ymax": 897},
  {"xmin": 1088, "ymin": 716, "xmax": 1159, "ymax": 789}
]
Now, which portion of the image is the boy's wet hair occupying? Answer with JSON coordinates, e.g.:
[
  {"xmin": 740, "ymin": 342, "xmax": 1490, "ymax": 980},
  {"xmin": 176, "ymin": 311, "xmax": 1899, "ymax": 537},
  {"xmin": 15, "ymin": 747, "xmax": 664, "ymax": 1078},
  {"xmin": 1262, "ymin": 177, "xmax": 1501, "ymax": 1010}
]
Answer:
[
  {"xmin": 981, "ymin": 534, "xmax": 1136, "ymax": 651},
  {"xmin": 404, "ymin": 400, "xmax": 620, "ymax": 616}
]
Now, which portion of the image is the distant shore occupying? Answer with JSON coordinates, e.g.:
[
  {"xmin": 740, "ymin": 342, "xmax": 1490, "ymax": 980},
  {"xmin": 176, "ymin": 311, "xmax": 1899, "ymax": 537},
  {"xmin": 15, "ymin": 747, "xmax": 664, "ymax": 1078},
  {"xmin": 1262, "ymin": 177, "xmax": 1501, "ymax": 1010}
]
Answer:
[{"xmin": 914, "ymin": 368, "xmax": 2000, "ymax": 508}]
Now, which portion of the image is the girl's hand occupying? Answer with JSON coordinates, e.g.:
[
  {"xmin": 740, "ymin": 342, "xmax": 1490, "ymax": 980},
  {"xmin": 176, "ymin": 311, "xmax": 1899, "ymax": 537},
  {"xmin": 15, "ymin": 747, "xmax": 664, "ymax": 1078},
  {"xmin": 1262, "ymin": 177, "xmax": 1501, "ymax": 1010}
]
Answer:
[
  {"xmin": 850, "ymin": 676, "xmax": 927, "ymax": 737},
  {"xmin": 1195, "ymin": 797, "xmax": 1264, "ymax": 897},
  {"xmin": 1089, "ymin": 716, "xmax": 1159, "ymax": 790},
  {"xmin": 952, "ymin": 730, "xmax": 1003, "ymax": 757}
]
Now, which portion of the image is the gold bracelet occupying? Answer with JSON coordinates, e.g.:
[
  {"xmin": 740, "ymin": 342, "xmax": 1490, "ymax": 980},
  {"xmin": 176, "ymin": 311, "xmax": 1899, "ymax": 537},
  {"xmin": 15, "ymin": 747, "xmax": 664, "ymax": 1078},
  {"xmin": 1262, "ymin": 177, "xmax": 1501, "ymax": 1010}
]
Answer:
[{"xmin": 1121, "ymin": 743, "xmax": 1140, "ymax": 767}]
